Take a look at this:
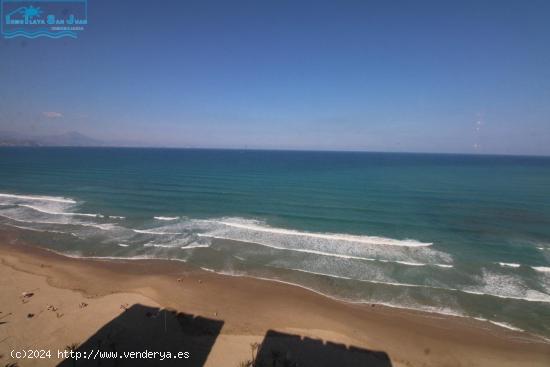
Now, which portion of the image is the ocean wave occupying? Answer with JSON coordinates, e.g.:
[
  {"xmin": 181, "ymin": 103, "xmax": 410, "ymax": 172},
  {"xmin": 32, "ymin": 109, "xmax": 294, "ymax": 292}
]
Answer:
[
  {"xmin": 0, "ymin": 193, "xmax": 76, "ymax": 204},
  {"xmin": 142, "ymin": 241, "xmax": 208, "ymax": 250},
  {"xmin": 199, "ymin": 233, "xmax": 452, "ymax": 268},
  {"xmin": 190, "ymin": 217, "xmax": 452, "ymax": 267},
  {"xmin": 1, "ymin": 199, "xmax": 451, "ymax": 268},
  {"xmin": 234, "ymin": 272, "xmax": 468, "ymax": 320},
  {"xmin": 181, "ymin": 244, "xmax": 210, "ymax": 249},
  {"xmin": 463, "ymin": 270, "xmax": 550, "ymax": 304},
  {"xmin": 0, "ymin": 192, "xmax": 96, "ymax": 228},
  {"xmin": 143, "ymin": 243, "xmax": 177, "ymax": 248},
  {"xmin": 473, "ymin": 318, "xmax": 525, "ymax": 332},
  {"xmin": 20, "ymin": 245, "xmax": 549, "ymax": 341},
  {"xmin": 19, "ymin": 204, "xmax": 100, "ymax": 218},
  {"xmin": 1, "ymin": 222, "xmax": 74, "ymax": 235},
  {"xmin": 46, "ymin": 249, "xmax": 188, "ymax": 263},
  {"xmin": 198, "ymin": 267, "xmax": 351, "ymax": 304},
  {"xmin": 74, "ymin": 222, "xmax": 115, "ymax": 230},
  {"xmin": 286, "ymin": 267, "xmax": 550, "ymax": 303},
  {"xmin": 0, "ymin": 212, "xmax": 72, "ymax": 226},
  {"xmin": 133, "ymin": 229, "xmax": 182, "ymax": 235},
  {"xmin": 4, "ymin": 190, "xmax": 550, "ymax": 341},
  {"xmin": 393, "ymin": 261, "xmax": 424, "ymax": 266},
  {"xmin": 194, "ymin": 266, "xmax": 546, "ymax": 339},
  {"xmin": 461, "ymin": 290, "xmax": 550, "ymax": 303},
  {"xmin": 0, "ymin": 212, "xmax": 115, "ymax": 231},
  {"xmin": 287, "ymin": 267, "xmax": 454, "ymax": 291},
  {"xmin": 154, "ymin": 216, "xmax": 180, "ymax": 221},
  {"xmin": 209, "ymin": 219, "xmax": 432, "ymax": 247},
  {"xmin": 287, "ymin": 267, "xmax": 425, "ymax": 288}
]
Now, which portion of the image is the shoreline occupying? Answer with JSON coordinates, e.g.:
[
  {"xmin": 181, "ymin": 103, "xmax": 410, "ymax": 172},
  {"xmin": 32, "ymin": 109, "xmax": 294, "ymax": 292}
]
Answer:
[
  {"xmin": 1, "ymin": 234, "xmax": 550, "ymax": 366},
  {"xmin": 21, "ymin": 237, "xmax": 550, "ymax": 338}
]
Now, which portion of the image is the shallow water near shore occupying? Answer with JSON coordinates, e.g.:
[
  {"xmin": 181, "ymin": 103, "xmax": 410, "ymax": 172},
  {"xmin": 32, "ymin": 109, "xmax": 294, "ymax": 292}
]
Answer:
[{"xmin": 0, "ymin": 147, "xmax": 549, "ymax": 338}]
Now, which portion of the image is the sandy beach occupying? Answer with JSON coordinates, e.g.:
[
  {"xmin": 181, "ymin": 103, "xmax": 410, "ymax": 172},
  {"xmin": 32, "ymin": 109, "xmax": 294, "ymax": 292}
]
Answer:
[
  {"xmin": 0, "ymin": 231, "xmax": 549, "ymax": 367},
  {"xmin": 3, "ymin": 0, "xmax": 550, "ymax": 365}
]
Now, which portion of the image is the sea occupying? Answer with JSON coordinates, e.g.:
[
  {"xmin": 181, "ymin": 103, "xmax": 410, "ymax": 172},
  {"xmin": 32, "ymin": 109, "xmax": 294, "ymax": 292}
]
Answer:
[{"xmin": 0, "ymin": 147, "xmax": 549, "ymax": 339}]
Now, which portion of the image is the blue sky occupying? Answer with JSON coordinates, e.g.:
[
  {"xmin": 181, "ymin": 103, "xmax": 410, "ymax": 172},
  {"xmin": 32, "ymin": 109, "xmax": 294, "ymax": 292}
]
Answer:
[{"xmin": 1, "ymin": 0, "xmax": 549, "ymax": 155}]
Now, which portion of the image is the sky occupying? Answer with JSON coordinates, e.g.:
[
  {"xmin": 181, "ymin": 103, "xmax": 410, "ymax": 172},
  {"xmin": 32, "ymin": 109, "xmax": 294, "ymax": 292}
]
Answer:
[{"xmin": 1, "ymin": 0, "xmax": 549, "ymax": 155}]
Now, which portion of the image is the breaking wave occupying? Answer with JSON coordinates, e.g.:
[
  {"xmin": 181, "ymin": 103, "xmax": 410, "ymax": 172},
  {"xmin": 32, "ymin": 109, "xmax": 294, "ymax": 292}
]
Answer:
[
  {"xmin": 209, "ymin": 219, "xmax": 432, "ymax": 247},
  {"xmin": 2, "ymin": 190, "xmax": 550, "ymax": 339},
  {"xmin": 0, "ymin": 193, "xmax": 76, "ymax": 204},
  {"xmin": 154, "ymin": 216, "xmax": 180, "ymax": 221}
]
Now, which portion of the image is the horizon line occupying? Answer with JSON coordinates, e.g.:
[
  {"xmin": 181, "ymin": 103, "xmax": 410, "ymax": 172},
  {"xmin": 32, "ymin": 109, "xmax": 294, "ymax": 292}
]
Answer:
[{"xmin": 1, "ymin": 144, "xmax": 550, "ymax": 158}]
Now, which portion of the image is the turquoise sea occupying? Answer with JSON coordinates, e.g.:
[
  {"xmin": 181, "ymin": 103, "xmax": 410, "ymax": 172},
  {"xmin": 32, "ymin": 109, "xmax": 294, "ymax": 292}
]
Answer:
[{"xmin": 0, "ymin": 147, "xmax": 549, "ymax": 338}]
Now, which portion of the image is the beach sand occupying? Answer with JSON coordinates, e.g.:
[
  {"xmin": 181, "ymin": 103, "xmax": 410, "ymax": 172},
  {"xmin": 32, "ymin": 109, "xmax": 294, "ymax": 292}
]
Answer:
[{"xmin": 0, "ymin": 232, "xmax": 549, "ymax": 366}]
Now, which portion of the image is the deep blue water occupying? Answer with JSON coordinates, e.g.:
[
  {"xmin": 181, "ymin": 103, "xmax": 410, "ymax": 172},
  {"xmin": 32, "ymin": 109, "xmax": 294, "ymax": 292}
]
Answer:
[{"xmin": 1, "ymin": 147, "xmax": 549, "ymax": 338}]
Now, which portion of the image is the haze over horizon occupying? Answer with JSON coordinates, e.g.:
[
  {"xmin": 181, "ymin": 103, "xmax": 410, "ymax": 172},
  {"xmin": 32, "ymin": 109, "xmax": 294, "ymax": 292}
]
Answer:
[{"xmin": 1, "ymin": 0, "xmax": 550, "ymax": 155}]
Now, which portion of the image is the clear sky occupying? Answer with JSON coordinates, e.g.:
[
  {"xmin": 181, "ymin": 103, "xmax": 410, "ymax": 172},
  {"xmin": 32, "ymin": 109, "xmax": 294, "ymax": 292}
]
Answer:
[{"xmin": 1, "ymin": 0, "xmax": 549, "ymax": 155}]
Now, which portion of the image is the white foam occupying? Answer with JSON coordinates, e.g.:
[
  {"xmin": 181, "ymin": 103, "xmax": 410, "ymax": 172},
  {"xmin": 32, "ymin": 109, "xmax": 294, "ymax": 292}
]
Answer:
[
  {"xmin": 498, "ymin": 262, "xmax": 521, "ymax": 268},
  {"xmin": 0, "ymin": 212, "xmax": 71, "ymax": 225},
  {"xmin": 287, "ymin": 267, "xmax": 445, "ymax": 289},
  {"xmin": 193, "ymin": 268, "xmax": 475, "ymax": 324},
  {"xmin": 78, "ymin": 222, "xmax": 115, "ymax": 230},
  {"xmin": 133, "ymin": 229, "xmax": 182, "ymax": 235},
  {"xmin": 118, "ymin": 243, "xmax": 129, "ymax": 247},
  {"xmin": 30, "ymin": 247, "xmax": 549, "ymax": 343},
  {"xmin": 191, "ymin": 217, "xmax": 453, "ymax": 267},
  {"xmin": 109, "ymin": 215, "xmax": 126, "ymax": 219},
  {"xmin": 200, "ymin": 233, "xmax": 451, "ymax": 268},
  {"xmin": 0, "ymin": 193, "xmax": 76, "ymax": 204},
  {"xmin": 154, "ymin": 216, "xmax": 179, "ymax": 221},
  {"xmin": 0, "ymin": 212, "xmax": 115, "ymax": 232},
  {"xmin": 19, "ymin": 204, "xmax": 100, "ymax": 217},
  {"xmin": 197, "ymin": 267, "xmax": 346, "ymax": 303},
  {"xmin": 532, "ymin": 266, "xmax": 550, "ymax": 273},
  {"xmin": 464, "ymin": 270, "xmax": 550, "ymax": 304},
  {"xmin": 289, "ymin": 268, "xmax": 353, "ymax": 281},
  {"xmin": 4, "ymin": 207, "xmax": 448, "ymax": 269},
  {"xmin": 211, "ymin": 219, "xmax": 432, "ymax": 247},
  {"xmin": 47, "ymin": 249, "xmax": 188, "ymax": 263},
  {"xmin": 395, "ymin": 261, "xmax": 425, "ymax": 266},
  {"xmin": 201, "ymin": 233, "xmax": 377, "ymax": 260},
  {"xmin": 288, "ymin": 267, "xmax": 550, "ymax": 304},
  {"xmin": 181, "ymin": 244, "xmax": 210, "ymax": 250},
  {"xmin": 471, "ymin": 317, "xmax": 531, "ymax": 334},
  {"xmin": 462, "ymin": 290, "xmax": 550, "ymax": 303},
  {"xmin": 201, "ymin": 267, "xmax": 220, "ymax": 273},
  {"xmin": 143, "ymin": 243, "xmax": 177, "ymax": 248},
  {"xmin": 487, "ymin": 320, "xmax": 525, "ymax": 332},
  {"xmin": 2, "ymin": 222, "xmax": 72, "ymax": 235}
]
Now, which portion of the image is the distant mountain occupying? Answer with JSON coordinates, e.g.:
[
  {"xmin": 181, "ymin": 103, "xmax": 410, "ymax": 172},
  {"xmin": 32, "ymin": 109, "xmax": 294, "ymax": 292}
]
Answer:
[
  {"xmin": 0, "ymin": 131, "xmax": 105, "ymax": 147},
  {"xmin": 0, "ymin": 138, "xmax": 40, "ymax": 147}
]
